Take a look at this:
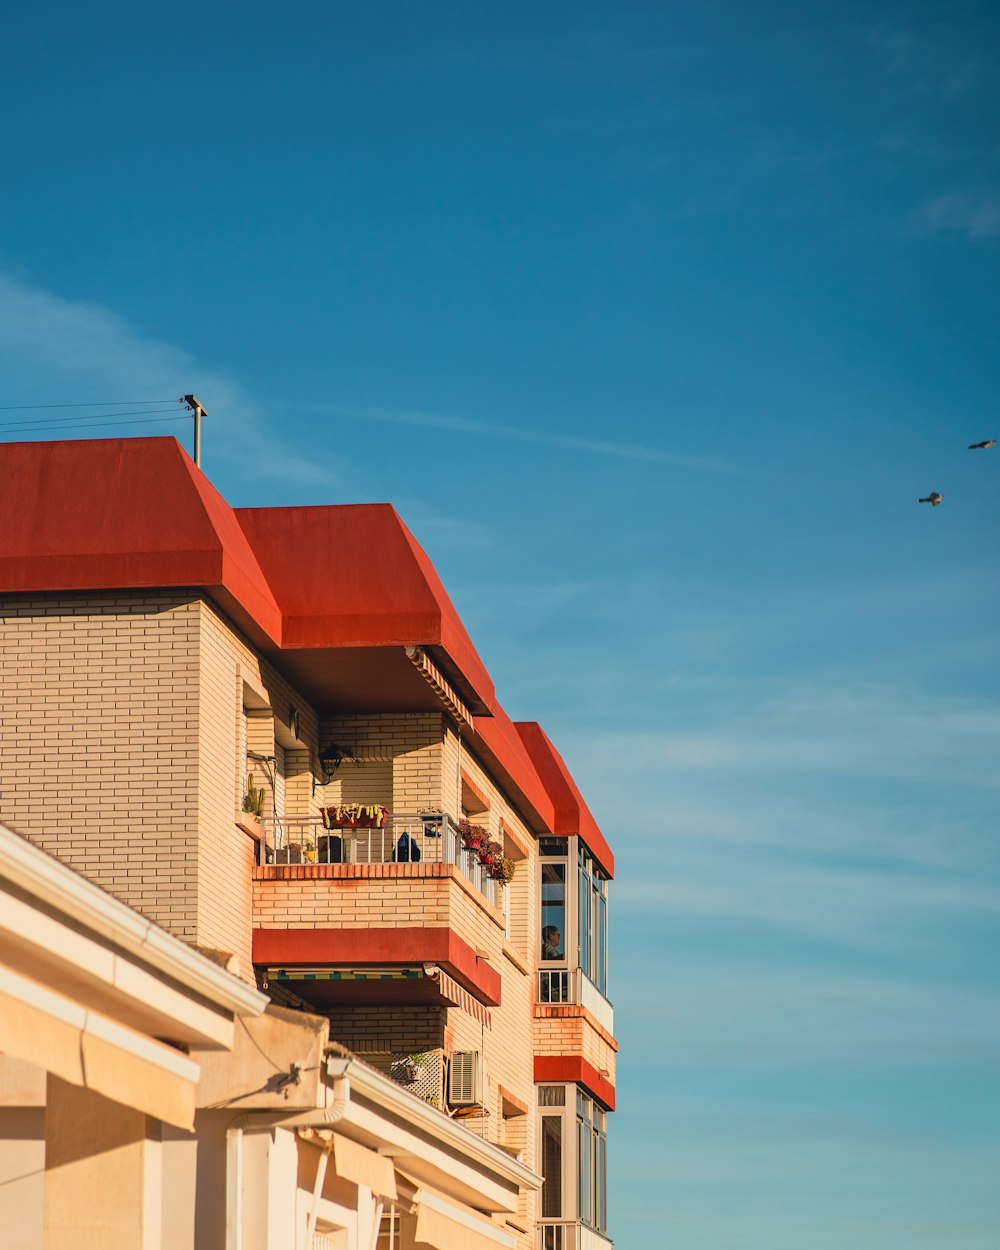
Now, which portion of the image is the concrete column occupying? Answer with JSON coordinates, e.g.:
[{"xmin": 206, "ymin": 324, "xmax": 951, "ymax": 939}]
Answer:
[
  {"xmin": 241, "ymin": 1127, "xmax": 299, "ymax": 1250},
  {"xmin": 44, "ymin": 1075, "xmax": 162, "ymax": 1250}
]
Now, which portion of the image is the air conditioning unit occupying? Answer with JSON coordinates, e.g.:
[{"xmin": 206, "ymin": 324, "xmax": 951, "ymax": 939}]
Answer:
[{"xmin": 447, "ymin": 1051, "xmax": 486, "ymax": 1106}]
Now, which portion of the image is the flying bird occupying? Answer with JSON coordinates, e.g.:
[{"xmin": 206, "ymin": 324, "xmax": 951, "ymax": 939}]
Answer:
[
  {"xmin": 918, "ymin": 492, "xmax": 943, "ymax": 506},
  {"xmin": 968, "ymin": 439, "xmax": 996, "ymax": 450}
]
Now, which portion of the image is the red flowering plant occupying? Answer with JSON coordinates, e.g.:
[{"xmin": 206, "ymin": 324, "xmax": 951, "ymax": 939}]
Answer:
[
  {"xmin": 478, "ymin": 839, "xmax": 503, "ymax": 867},
  {"xmin": 457, "ymin": 820, "xmax": 487, "ymax": 851}
]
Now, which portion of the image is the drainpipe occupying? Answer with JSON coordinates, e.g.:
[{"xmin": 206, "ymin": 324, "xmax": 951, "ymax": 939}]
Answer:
[
  {"xmin": 301, "ymin": 1075, "xmax": 351, "ymax": 1250},
  {"xmin": 227, "ymin": 1066, "xmax": 352, "ymax": 1250}
]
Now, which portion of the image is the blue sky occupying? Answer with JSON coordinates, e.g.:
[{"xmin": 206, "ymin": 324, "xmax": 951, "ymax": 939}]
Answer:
[{"xmin": 2, "ymin": 4, "xmax": 999, "ymax": 1246}]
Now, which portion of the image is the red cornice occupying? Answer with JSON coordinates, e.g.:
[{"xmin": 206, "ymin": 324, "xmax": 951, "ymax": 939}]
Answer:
[
  {"xmin": 251, "ymin": 925, "xmax": 501, "ymax": 1006},
  {"xmin": 533, "ymin": 1056, "xmax": 616, "ymax": 1111},
  {"xmin": 515, "ymin": 722, "xmax": 614, "ymax": 878}
]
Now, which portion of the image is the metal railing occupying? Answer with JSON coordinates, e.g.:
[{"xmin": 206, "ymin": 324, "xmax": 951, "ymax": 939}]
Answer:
[
  {"xmin": 538, "ymin": 1223, "xmax": 579, "ymax": 1250},
  {"xmin": 258, "ymin": 811, "xmax": 500, "ymax": 908},
  {"xmin": 538, "ymin": 967, "xmax": 576, "ymax": 1005},
  {"xmin": 537, "ymin": 969, "xmax": 615, "ymax": 1034}
]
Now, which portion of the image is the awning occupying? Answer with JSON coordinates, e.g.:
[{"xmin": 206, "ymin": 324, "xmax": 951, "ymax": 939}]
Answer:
[
  {"xmin": 413, "ymin": 1190, "xmax": 515, "ymax": 1250},
  {"xmin": 332, "ymin": 1134, "xmax": 398, "ymax": 1199},
  {"xmin": 0, "ymin": 963, "xmax": 199, "ymax": 1130},
  {"xmin": 437, "ymin": 970, "xmax": 492, "ymax": 1030}
]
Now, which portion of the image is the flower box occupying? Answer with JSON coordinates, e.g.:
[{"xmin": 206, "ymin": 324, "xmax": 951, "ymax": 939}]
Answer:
[
  {"xmin": 321, "ymin": 804, "xmax": 389, "ymax": 829},
  {"xmin": 236, "ymin": 812, "xmax": 262, "ymax": 841}
]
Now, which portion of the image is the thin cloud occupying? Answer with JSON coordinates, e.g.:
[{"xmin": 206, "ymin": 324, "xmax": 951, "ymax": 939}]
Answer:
[
  {"xmin": 309, "ymin": 402, "xmax": 741, "ymax": 474},
  {"xmin": 0, "ymin": 271, "xmax": 338, "ymax": 487},
  {"xmin": 912, "ymin": 192, "xmax": 1000, "ymax": 240}
]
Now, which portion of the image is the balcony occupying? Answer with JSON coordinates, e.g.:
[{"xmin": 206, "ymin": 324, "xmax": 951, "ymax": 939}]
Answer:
[
  {"xmin": 538, "ymin": 1223, "xmax": 614, "ymax": 1250},
  {"xmin": 537, "ymin": 970, "xmax": 614, "ymax": 1036},
  {"xmin": 257, "ymin": 811, "xmax": 501, "ymax": 909}
]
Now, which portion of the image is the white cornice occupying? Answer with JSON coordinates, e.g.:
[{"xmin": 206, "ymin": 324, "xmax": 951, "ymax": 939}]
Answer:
[
  {"xmin": 329, "ymin": 1054, "xmax": 542, "ymax": 1194},
  {"xmin": 0, "ymin": 823, "xmax": 266, "ymax": 1018}
]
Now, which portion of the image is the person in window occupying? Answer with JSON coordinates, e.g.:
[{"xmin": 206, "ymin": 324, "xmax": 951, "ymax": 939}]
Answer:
[{"xmin": 541, "ymin": 925, "xmax": 562, "ymax": 960}]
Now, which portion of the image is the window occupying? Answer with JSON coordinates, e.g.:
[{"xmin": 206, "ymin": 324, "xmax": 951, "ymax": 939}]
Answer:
[
  {"xmin": 537, "ymin": 1084, "xmax": 609, "ymax": 1235},
  {"xmin": 578, "ymin": 844, "xmax": 608, "ymax": 994},
  {"xmin": 541, "ymin": 1115, "xmax": 563, "ymax": 1217},
  {"xmin": 576, "ymin": 1089, "xmax": 608, "ymax": 1233},
  {"xmin": 541, "ymin": 861, "xmax": 566, "ymax": 962}
]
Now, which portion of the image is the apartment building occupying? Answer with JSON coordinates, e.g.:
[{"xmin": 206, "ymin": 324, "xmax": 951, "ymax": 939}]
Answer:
[{"xmin": 0, "ymin": 436, "xmax": 617, "ymax": 1250}]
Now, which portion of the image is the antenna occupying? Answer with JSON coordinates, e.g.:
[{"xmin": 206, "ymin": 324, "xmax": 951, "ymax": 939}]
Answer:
[{"xmin": 180, "ymin": 395, "xmax": 207, "ymax": 467}]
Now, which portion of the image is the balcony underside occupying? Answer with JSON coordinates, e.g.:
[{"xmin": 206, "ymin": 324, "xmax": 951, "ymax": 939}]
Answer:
[
  {"xmin": 253, "ymin": 925, "xmax": 502, "ymax": 1007},
  {"xmin": 261, "ymin": 966, "xmax": 476, "ymax": 1012}
]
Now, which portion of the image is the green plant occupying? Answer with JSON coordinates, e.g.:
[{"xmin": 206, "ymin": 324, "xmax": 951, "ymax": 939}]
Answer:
[{"xmin": 242, "ymin": 773, "xmax": 264, "ymax": 818}]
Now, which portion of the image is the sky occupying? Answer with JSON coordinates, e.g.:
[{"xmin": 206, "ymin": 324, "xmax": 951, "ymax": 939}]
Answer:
[{"xmin": 2, "ymin": 3, "xmax": 999, "ymax": 1246}]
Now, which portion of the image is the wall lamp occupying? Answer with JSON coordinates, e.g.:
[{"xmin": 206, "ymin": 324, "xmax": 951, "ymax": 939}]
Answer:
[{"xmin": 314, "ymin": 744, "xmax": 345, "ymax": 793}]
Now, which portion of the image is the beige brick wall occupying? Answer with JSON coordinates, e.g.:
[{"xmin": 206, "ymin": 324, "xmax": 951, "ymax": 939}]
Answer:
[
  {"xmin": 0, "ymin": 592, "xmax": 201, "ymax": 940},
  {"xmin": 0, "ymin": 590, "xmax": 322, "ymax": 982},
  {"xmin": 195, "ymin": 608, "xmax": 257, "ymax": 976},
  {"xmin": 318, "ymin": 712, "xmax": 446, "ymax": 813}
]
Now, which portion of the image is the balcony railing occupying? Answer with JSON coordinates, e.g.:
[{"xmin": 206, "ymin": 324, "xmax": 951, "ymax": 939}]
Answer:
[
  {"xmin": 538, "ymin": 1223, "xmax": 579, "ymax": 1250},
  {"xmin": 537, "ymin": 969, "xmax": 615, "ymax": 1034},
  {"xmin": 538, "ymin": 1223, "xmax": 614, "ymax": 1250},
  {"xmin": 538, "ymin": 967, "xmax": 576, "ymax": 1004},
  {"xmin": 257, "ymin": 812, "xmax": 500, "ymax": 909}
]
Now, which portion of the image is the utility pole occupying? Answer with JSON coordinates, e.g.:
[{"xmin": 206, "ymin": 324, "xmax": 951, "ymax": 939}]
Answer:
[{"xmin": 181, "ymin": 394, "xmax": 207, "ymax": 468}]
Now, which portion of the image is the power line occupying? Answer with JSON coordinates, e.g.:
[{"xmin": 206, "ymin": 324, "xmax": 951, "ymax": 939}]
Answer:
[
  {"xmin": 0, "ymin": 406, "xmax": 182, "ymax": 431},
  {"xmin": 0, "ymin": 412, "xmax": 189, "ymax": 435},
  {"xmin": 0, "ymin": 399, "xmax": 178, "ymax": 411}
]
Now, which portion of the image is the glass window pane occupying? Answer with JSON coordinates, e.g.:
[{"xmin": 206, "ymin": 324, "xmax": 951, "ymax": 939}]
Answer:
[
  {"xmin": 538, "ymin": 1085, "xmax": 566, "ymax": 1107},
  {"xmin": 597, "ymin": 1130, "xmax": 608, "ymax": 1232},
  {"xmin": 579, "ymin": 864, "xmax": 589, "ymax": 974},
  {"xmin": 597, "ymin": 890, "xmax": 607, "ymax": 994},
  {"xmin": 577, "ymin": 1113, "xmax": 592, "ymax": 1224},
  {"xmin": 541, "ymin": 863, "xmax": 565, "ymax": 960},
  {"xmin": 541, "ymin": 1116, "xmax": 563, "ymax": 1218}
]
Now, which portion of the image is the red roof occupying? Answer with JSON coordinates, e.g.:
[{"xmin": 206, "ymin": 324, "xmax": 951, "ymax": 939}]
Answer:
[
  {"xmin": 471, "ymin": 704, "xmax": 557, "ymax": 836},
  {"xmin": 515, "ymin": 722, "xmax": 615, "ymax": 878},
  {"xmin": 0, "ymin": 437, "xmax": 282, "ymax": 644},
  {"xmin": 236, "ymin": 504, "xmax": 495, "ymax": 713}
]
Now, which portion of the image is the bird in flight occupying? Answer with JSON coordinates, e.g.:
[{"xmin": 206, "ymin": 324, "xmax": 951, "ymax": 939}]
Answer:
[
  {"xmin": 918, "ymin": 492, "xmax": 944, "ymax": 506},
  {"xmin": 968, "ymin": 439, "xmax": 996, "ymax": 450}
]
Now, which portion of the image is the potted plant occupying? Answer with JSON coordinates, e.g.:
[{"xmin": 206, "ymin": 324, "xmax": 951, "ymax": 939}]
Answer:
[
  {"xmin": 458, "ymin": 820, "xmax": 487, "ymax": 852},
  {"xmin": 418, "ymin": 807, "xmax": 444, "ymax": 837},
  {"xmin": 479, "ymin": 839, "xmax": 503, "ymax": 867},
  {"xmin": 391, "ymin": 1053, "xmax": 425, "ymax": 1084},
  {"xmin": 321, "ymin": 803, "xmax": 389, "ymax": 829},
  {"xmin": 487, "ymin": 856, "xmax": 516, "ymax": 883},
  {"xmin": 237, "ymin": 774, "xmax": 265, "ymax": 839},
  {"xmin": 242, "ymin": 774, "xmax": 265, "ymax": 818}
]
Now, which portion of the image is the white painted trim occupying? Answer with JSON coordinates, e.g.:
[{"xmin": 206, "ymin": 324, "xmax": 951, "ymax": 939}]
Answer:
[
  {"xmin": 413, "ymin": 1189, "xmax": 516, "ymax": 1248},
  {"xmin": 0, "ymin": 963, "xmax": 199, "ymax": 1083},
  {"xmin": 0, "ymin": 823, "xmax": 266, "ymax": 1017},
  {"xmin": 326, "ymin": 1055, "xmax": 542, "ymax": 1194},
  {"xmin": 580, "ymin": 973, "xmax": 615, "ymax": 1035}
]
